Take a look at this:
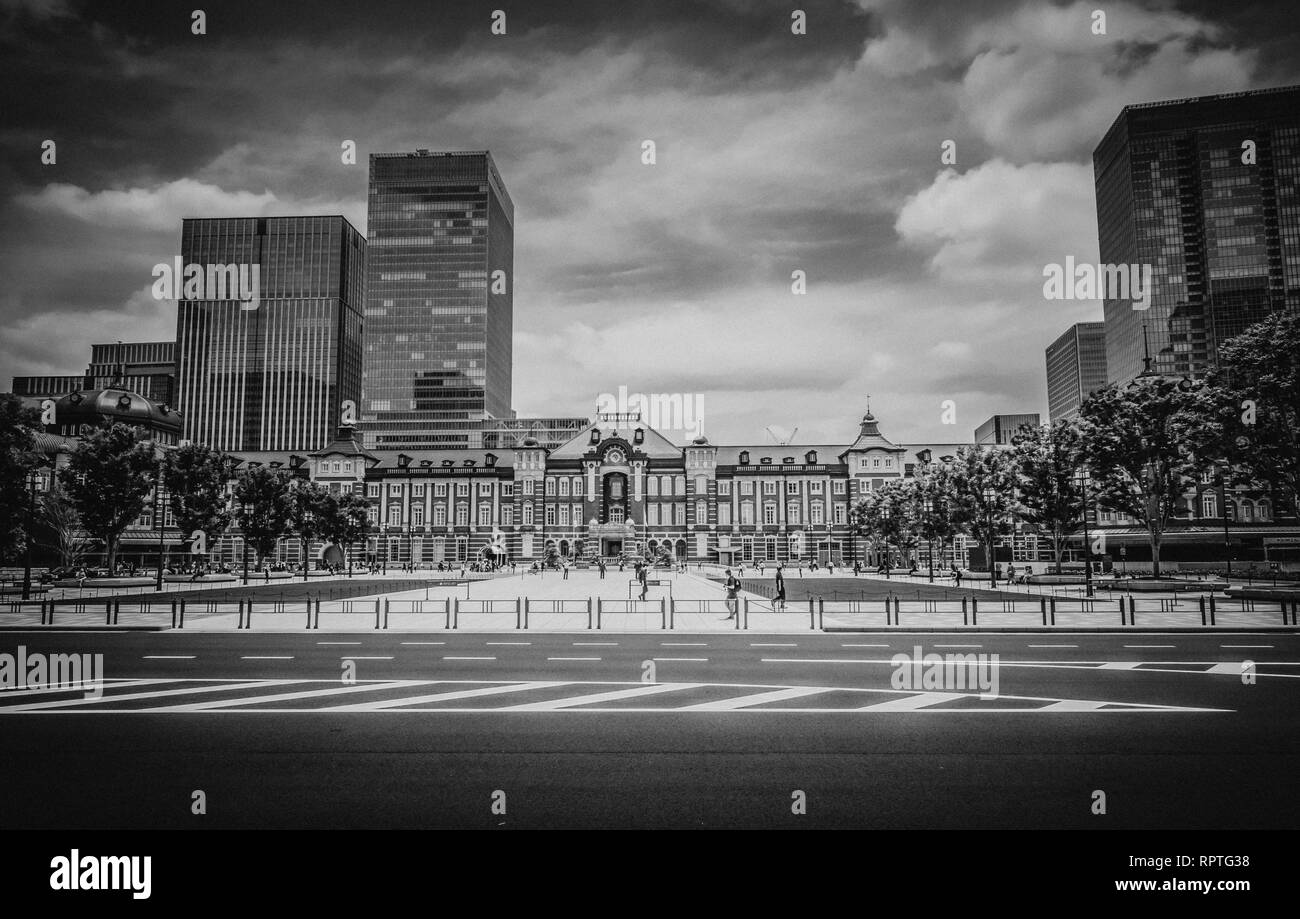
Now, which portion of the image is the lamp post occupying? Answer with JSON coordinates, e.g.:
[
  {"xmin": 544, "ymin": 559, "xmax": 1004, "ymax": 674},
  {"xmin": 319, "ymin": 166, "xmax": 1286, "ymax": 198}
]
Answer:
[
  {"xmin": 981, "ymin": 486, "xmax": 998, "ymax": 589},
  {"xmin": 1076, "ymin": 470, "xmax": 1093, "ymax": 598},
  {"xmin": 1217, "ymin": 464, "xmax": 1232, "ymax": 579},
  {"xmin": 154, "ymin": 454, "xmax": 166, "ymax": 592},
  {"xmin": 879, "ymin": 505, "xmax": 891, "ymax": 578},
  {"xmin": 21, "ymin": 464, "xmax": 46, "ymax": 601},
  {"xmin": 398, "ymin": 453, "xmax": 412, "ymax": 573},
  {"xmin": 923, "ymin": 497, "xmax": 935, "ymax": 583}
]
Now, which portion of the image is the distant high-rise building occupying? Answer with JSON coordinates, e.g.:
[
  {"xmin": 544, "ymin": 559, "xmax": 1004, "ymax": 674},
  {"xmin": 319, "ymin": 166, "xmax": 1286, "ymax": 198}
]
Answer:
[
  {"xmin": 87, "ymin": 341, "xmax": 176, "ymax": 405},
  {"xmin": 1045, "ymin": 322, "xmax": 1108, "ymax": 422},
  {"xmin": 1093, "ymin": 85, "xmax": 1300, "ymax": 385},
  {"xmin": 9, "ymin": 374, "xmax": 88, "ymax": 400},
  {"xmin": 362, "ymin": 150, "xmax": 514, "ymax": 450},
  {"xmin": 175, "ymin": 216, "xmax": 366, "ymax": 452},
  {"xmin": 974, "ymin": 413, "xmax": 1041, "ymax": 446}
]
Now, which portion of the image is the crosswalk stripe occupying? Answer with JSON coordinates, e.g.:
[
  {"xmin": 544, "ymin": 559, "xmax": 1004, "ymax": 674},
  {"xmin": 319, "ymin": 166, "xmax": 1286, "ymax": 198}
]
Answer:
[
  {"xmin": 324, "ymin": 681, "xmax": 565, "ymax": 711},
  {"xmin": 139, "ymin": 680, "xmax": 425, "ymax": 712},
  {"xmin": 501, "ymin": 683, "xmax": 701, "ymax": 711},
  {"xmin": 676, "ymin": 686, "xmax": 829, "ymax": 711},
  {"xmin": 2, "ymin": 680, "xmax": 304, "ymax": 712},
  {"xmin": 857, "ymin": 692, "xmax": 963, "ymax": 711},
  {"xmin": 1040, "ymin": 700, "xmax": 1109, "ymax": 711}
]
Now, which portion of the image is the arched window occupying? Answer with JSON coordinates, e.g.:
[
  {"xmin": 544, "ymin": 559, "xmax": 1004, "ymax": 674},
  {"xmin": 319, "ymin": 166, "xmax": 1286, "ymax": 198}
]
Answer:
[{"xmin": 1258, "ymin": 499, "xmax": 1272, "ymax": 522}]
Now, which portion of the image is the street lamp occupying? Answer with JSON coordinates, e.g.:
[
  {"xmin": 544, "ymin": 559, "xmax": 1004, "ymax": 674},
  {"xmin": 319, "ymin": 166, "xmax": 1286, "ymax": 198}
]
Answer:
[
  {"xmin": 981, "ymin": 486, "xmax": 998, "ymax": 589},
  {"xmin": 154, "ymin": 454, "xmax": 166, "ymax": 592},
  {"xmin": 879, "ymin": 505, "xmax": 891, "ymax": 578},
  {"xmin": 21, "ymin": 463, "xmax": 47, "ymax": 601},
  {"xmin": 1216, "ymin": 463, "xmax": 1232, "ymax": 579},
  {"xmin": 398, "ymin": 453, "xmax": 412, "ymax": 573},
  {"xmin": 923, "ymin": 497, "xmax": 935, "ymax": 583},
  {"xmin": 1076, "ymin": 470, "xmax": 1094, "ymax": 598}
]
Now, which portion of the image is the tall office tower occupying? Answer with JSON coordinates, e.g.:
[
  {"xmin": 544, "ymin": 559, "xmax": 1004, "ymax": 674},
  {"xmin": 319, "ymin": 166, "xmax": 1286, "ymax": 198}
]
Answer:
[
  {"xmin": 1093, "ymin": 85, "xmax": 1300, "ymax": 385},
  {"xmin": 362, "ymin": 150, "xmax": 514, "ymax": 450},
  {"xmin": 175, "ymin": 216, "xmax": 366, "ymax": 452},
  {"xmin": 974, "ymin": 413, "xmax": 1041, "ymax": 446},
  {"xmin": 1045, "ymin": 322, "xmax": 1108, "ymax": 422},
  {"xmin": 87, "ymin": 341, "xmax": 176, "ymax": 404}
]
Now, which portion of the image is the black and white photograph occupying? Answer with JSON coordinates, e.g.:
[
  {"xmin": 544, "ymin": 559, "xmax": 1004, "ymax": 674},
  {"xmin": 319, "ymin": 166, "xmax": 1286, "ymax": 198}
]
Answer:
[{"xmin": 0, "ymin": 0, "xmax": 1296, "ymax": 896}]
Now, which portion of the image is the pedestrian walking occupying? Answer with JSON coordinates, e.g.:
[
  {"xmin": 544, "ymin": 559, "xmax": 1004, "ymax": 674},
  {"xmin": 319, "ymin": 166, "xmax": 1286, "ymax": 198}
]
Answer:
[
  {"xmin": 637, "ymin": 561, "xmax": 648, "ymax": 600},
  {"xmin": 774, "ymin": 564, "xmax": 786, "ymax": 612}
]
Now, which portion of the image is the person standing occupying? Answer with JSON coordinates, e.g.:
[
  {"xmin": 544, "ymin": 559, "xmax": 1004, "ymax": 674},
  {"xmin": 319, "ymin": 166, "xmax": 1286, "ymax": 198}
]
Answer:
[
  {"xmin": 774, "ymin": 564, "xmax": 787, "ymax": 612},
  {"xmin": 638, "ymin": 561, "xmax": 648, "ymax": 600},
  {"xmin": 562, "ymin": 560, "xmax": 570, "ymax": 580},
  {"xmin": 722, "ymin": 568, "xmax": 741, "ymax": 620}
]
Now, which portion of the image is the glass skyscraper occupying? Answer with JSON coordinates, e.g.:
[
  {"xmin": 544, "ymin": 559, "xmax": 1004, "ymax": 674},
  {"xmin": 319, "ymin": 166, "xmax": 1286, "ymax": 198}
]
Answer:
[
  {"xmin": 175, "ymin": 216, "xmax": 365, "ymax": 452},
  {"xmin": 1045, "ymin": 321, "xmax": 1108, "ymax": 422},
  {"xmin": 362, "ymin": 150, "xmax": 514, "ymax": 450},
  {"xmin": 1093, "ymin": 85, "xmax": 1300, "ymax": 385}
]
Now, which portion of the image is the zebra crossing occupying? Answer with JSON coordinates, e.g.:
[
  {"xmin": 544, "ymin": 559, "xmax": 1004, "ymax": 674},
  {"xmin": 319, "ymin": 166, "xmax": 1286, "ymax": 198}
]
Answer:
[{"xmin": 0, "ymin": 677, "xmax": 1228, "ymax": 714}]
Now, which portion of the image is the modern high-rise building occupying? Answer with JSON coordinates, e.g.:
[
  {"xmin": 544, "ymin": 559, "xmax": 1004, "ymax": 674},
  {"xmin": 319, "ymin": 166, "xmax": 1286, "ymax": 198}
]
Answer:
[
  {"xmin": 974, "ymin": 413, "xmax": 1041, "ymax": 446},
  {"xmin": 174, "ymin": 216, "xmax": 366, "ymax": 452},
  {"xmin": 362, "ymin": 150, "xmax": 514, "ymax": 450},
  {"xmin": 1093, "ymin": 85, "xmax": 1300, "ymax": 385},
  {"xmin": 1045, "ymin": 322, "xmax": 1108, "ymax": 422}
]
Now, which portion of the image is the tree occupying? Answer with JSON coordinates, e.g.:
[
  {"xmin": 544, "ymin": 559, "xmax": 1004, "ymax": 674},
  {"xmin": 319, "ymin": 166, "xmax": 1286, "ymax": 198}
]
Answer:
[
  {"xmin": 162, "ymin": 443, "xmax": 235, "ymax": 568},
  {"xmin": 59, "ymin": 424, "xmax": 157, "ymax": 572},
  {"xmin": 1077, "ymin": 375, "xmax": 1203, "ymax": 579},
  {"xmin": 39, "ymin": 480, "xmax": 93, "ymax": 570},
  {"xmin": 1011, "ymin": 421, "xmax": 1085, "ymax": 574},
  {"xmin": 0, "ymin": 394, "xmax": 41, "ymax": 563},
  {"xmin": 850, "ymin": 480, "xmax": 916, "ymax": 568},
  {"xmin": 233, "ymin": 466, "xmax": 293, "ymax": 570},
  {"xmin": 288, "ymin": 481, "xmax": 332, "ymax": 580},
  {"xmin": 319, "ymin": 490, "xmax": 371, "ymax": 571},
  {"xmin": 1191, "ymin": 310, "xmax": 1300, "ymax": 519},
  {"xmin": 947, "ymin": 445, "xmax": 1018, "ymax": 575},
  {"xmin": 914, "ymin": 461, "xmax": 960, "ymax": 574}
]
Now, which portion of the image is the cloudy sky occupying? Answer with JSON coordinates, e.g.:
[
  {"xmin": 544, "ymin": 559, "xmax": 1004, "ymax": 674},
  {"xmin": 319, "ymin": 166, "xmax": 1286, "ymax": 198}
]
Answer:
[{"xmin": 2, "ymin": 0, "xmax": 1297, "ymax": 446}]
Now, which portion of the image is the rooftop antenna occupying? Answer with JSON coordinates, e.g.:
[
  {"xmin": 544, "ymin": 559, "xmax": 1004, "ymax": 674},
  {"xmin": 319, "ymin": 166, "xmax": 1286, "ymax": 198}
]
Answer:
[{"xmin": 1140, "ymin": 322, "xmax": 1154, "ymax": 376}]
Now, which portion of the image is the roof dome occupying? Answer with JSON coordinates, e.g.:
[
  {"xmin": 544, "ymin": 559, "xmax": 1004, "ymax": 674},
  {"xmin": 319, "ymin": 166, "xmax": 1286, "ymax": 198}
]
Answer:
[
  {"xmin": 52, "ymin": 387, "xmax": 182, "ymax": 438},
  {"xmin": 692, "ymin": 434, "xmax": 710, "ymax": 445},
  {"xmin": 520, "ymin": 434, "xmax": 540, "ymax": 447}
]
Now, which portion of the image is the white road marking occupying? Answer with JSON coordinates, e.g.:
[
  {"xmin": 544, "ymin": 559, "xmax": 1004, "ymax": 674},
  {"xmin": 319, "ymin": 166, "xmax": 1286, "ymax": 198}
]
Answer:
[
  {"xmin": 677, "ymin": 686, "xmax": 827, "ymax": 711},
  {"xmin": 326, "ymin": 681, "xmax": 563, "ymax": 712},
  {"xmin": 858, "ymin": 692, "xmax": 962, "ymax": 712},
  {"xmin": 317, "ymin": 642, "xmax": 361, "ymax": 646},
  {"xmin": 842, "ymin": 643, "xmax": 889, "ymax": 648},
  {"xmin": 654, "ymin": 657, "xmax": 708, "ymax": 662},
  {"xmin": 142, "ymin": 655, "xmax": 195, "ymax": 660},
  {"xmin": 241, "ymin": 656, "xmax": 293, "ymax": 660},
  {"xmin": 2, "ymin": 680, "xmax": 306, "ymax": 712},
  {"xmin": 139, "ymin": 680, "xmax": 420, "ymax": 712},
  {"xmin": 345, "ymin": 656, "xmax": 394, "ymax": 660},
  {"xmin": 573, "ymin": 642, "xmax": 618, "ymax": 646},
  {"xmin": 1221, "ymin": 645, "xmax": 1272, "ymax": 649},
  {"xmin": 548, "ymin": 657, "xmax": 601, "ymax": 661},
  {"xmin": 502, "ymin": 683, "xmax": 698, "ymax": 711},
  {"xmin": 661, "ymin": 642, "xmax": 707, "ymax": 646},
  {"xmin": 1099, "ymin": 662, "xmax": 1143, "ymax": 670},
  {"xmin": 934, "ymin": 644, "xmax": 981, "ymax": 648},
  {"xmin": 1029, "ymin": 644, "xmax": 1077, "ymax": 648},
  {"xmin": 442, "ymin": 656, "xmax": 495, "ymax": 661},
  {"xmin": 400, "ymin": 642, "xmax": 445, "ymax": 646},
  {"xmin": 484, "ymin": 642, "xmax": 530, "ymax": 646},
  {"xmin": 750, "ymin": 643, "xmax": 797, "ymax": 647},
  {"xmin": 1125, "ymin": 645, "xmax": 1175, "ymax": 649}
]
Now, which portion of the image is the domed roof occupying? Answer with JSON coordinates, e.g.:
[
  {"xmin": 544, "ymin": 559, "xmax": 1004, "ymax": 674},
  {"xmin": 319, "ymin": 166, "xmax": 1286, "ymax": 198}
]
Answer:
[
  {"xmin": 52, "ymin": 387, "xmax": 182, "ymax": 437},
  {"xmin": 520, "ymin": 434, "xmax": 540, "ymax": 447},
  {"xmin": 691, "ymin": 434, "xmax": 710, "ymax": 445}
]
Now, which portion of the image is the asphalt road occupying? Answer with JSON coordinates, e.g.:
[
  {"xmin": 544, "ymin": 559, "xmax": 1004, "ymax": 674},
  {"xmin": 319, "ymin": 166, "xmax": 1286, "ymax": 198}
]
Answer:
[{"xmin": 2, "ymin": 629, "xmax": 1297, "ymax": 829}]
